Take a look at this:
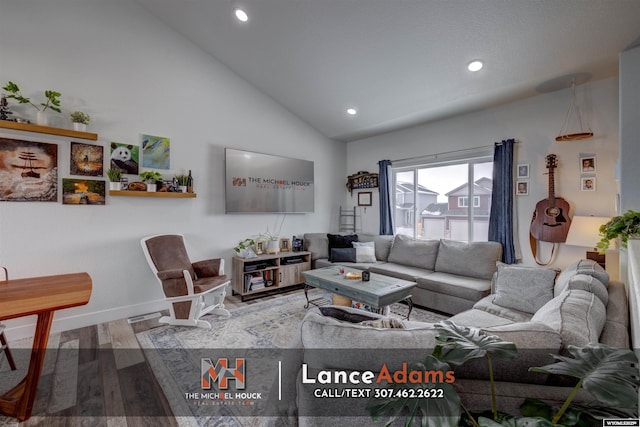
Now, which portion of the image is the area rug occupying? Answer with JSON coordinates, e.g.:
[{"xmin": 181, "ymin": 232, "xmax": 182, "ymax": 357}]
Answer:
[{"xmin": 136, "ymin": 289, "xmax": 447, "ymax": 426}]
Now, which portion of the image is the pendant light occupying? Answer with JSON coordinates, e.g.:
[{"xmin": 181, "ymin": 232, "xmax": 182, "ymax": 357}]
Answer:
[{"xmin": 555, "ymin": 79, "xmax": 594, "ymax": 142}]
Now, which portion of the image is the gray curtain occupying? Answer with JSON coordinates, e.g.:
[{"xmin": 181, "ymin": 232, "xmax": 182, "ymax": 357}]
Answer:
[
  {"xmin": 488, "ymin": 139, "xmax": 516, "ymax": 263},
  {"xmin": 378, "ymin": 160, "xmax": 393, "ymax": 235}
]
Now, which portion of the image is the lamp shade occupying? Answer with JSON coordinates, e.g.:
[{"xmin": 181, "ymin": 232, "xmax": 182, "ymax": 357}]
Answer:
[{"xmin": 565, "ymin": 216, "xmax": 610, "ymax": 248}]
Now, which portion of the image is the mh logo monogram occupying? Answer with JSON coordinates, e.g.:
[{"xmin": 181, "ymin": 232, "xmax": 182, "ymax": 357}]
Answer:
[{"xmin": 201, "ymin": 358, "xmax": 246, "ymax": 390}]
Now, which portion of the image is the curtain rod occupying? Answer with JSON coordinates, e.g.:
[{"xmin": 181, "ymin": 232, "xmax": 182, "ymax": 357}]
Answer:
[{"xmin": 386, "ymin": 139, "xmax": 519, "ymax": 164}]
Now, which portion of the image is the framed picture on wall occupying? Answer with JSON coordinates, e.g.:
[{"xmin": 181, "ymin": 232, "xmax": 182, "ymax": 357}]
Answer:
[
  {"xmin": 516, "ymin": 181, "xmax": 529, "ymax": 195},
  {"xmin": 517, "ymin": 164, "xmax": 529, "ymax": 178},
  {"xmin": 358, "ymin": 191, "xmax": 372, "ymax": 206},
  {"xmin": 580, "ymin": 156, "xmax": 596, "ymax": 173},
  {"xmin": 581, "ymin": 177, "xmax": 596, "ymax": 191}
]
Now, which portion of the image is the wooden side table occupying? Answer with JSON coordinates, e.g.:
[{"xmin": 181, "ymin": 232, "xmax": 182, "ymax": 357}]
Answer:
[{"xmin": 0, "ymin": 272, "xmax": 92, "ymax": 421}]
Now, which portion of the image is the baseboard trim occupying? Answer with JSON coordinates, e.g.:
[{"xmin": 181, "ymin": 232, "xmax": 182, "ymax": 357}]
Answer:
[{"xmin": 4, "ymin": 299, "xmax": 168, "ymax": 341}]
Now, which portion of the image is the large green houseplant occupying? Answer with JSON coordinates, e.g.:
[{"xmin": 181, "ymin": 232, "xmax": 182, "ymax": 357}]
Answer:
[
  {"xmin": 368, "ymin": 321, "xmax": 639, "ymax": 427},
  {"xmin": 597, "ymin": 210, "xmax": 640, "ymax": 251}
]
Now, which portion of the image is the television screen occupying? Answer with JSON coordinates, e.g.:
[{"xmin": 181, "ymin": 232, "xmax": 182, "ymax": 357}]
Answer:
[{"xmin": 224, "ymin": 148, "xmax": 314, "ymax": 213}]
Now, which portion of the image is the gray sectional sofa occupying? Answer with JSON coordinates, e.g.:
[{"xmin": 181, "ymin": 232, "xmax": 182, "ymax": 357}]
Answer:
[
  {"xmin": 272, "ymin": 258, "xmax": 631, "ymax": 426},
  {"xmin": 303, "ymin": 233, "xmax": 503, "ymax": 314}
]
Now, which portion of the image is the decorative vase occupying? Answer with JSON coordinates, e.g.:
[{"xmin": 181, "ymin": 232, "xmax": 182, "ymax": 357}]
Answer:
[
  {"xmin": 36, "ymin": 111, "xmax": 48, "ymax": 126},
  {"xmin": 266, "ymin": 240, "xmax": 280, "ymax": 254},
  {"xmin": 180, "ymin": 185, "xmax": 187, "ymax": 193},
  {"xmin": 73, "ymin": 122, "xmax": 87, "ymax": 132},
  {"xmin": 146, "ymin": 183, "xmax": 157, "ymax": 192},
  {"xmin": 109, "ymin": 181, "xmax": 121, "ymax": 191}
]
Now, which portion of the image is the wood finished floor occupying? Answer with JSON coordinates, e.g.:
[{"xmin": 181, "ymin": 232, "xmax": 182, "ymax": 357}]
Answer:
[{"xmin": 0, "ymin": 290, "xmax": 291, "ymax": 427}]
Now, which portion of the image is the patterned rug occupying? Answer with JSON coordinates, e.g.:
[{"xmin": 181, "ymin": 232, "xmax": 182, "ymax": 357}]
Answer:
[{"xmin": 136, "ymin": 289, "xmax": 447, "ymax": 426}]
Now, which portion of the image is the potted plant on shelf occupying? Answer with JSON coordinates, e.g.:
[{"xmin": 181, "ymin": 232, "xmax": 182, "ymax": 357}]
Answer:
[
  {"xmin": 139, "ymin": 170, "xmax": 162, "ymax": 192},
  {"xmin": 69, "ymin": 111, "xmax": 90, "ymax": 132},
  {"xmin": 234, "ymin": 238, "xmax": 256, "ymax": 258},
  {"xmin": 2, "ymin": 81, "xmax": 61, "ymax": 126},
  {"xmin": 106, "ymin": 168, "xmax": 122, "ymax": 191},
  {"xmin": 175, "ymin": 174, "xmax": 189, "ymax": 193},
  {"xmin": 260, "ymin": 231, "xmax": 280, "ymax": 254},
  {"xmin": 597, "ymin": 210, "xmax": 640, "ymax": 251}
]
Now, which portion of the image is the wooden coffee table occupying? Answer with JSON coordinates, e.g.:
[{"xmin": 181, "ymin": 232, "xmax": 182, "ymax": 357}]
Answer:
[{"xmin": 302, "ymin": 267, "xmax": 417, "ymax": 318}]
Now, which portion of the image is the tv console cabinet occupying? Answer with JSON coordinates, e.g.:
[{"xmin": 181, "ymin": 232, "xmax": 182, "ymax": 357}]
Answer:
[{"xmin": 232, "ymin": 251, "xmax": 311, "ymax": 301}]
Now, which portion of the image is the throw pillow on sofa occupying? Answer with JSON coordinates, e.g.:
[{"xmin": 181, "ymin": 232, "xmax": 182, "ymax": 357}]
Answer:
[
  {"xmin": 352, "ymin": 241, "xmax": 377, "ymax": 262},
  {"xmin": 327, "ymin": 233, "xmax": 358, "ymax": 261},
  {"xmin": 330, "ymin": 247, "xmax": 357, "ymax": 263},
  {"xmin": 492, "ymin": 263, "xmax": 557, "ymax": 314}
]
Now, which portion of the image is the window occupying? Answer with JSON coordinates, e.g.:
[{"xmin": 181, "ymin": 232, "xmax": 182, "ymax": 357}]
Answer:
[
  {"xmin": 458, "ymin": 196, "xmax": 480, "ymax": 208},
  {"xmin": 392, "ymin": 152, "xmax": 493, "ymax": 242}
]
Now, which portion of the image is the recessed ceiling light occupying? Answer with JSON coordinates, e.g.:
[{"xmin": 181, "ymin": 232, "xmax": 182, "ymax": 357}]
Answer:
[
  {"xmin": 234, "ymin": 8, "xmax": 249, "ymax": 22},
  {"xmin": 346, "ymin": 107, "xmax": 358, "ymax": 116},
  {"xmin": 467, "ymin": 60, "xmax": 484, "ymax": 72}
]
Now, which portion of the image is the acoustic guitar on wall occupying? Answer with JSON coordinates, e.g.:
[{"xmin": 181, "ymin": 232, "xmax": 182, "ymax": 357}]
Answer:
[{"xmin": 530, "ymin": 154, "xmax": 571, "ymax": 243}]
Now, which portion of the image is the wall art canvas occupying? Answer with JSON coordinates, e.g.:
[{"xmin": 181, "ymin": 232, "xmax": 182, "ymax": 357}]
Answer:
[
  {"xmin": 70, "ymin": 141, "xmax": 104, "ymax": 176},
  {"xmin": 141, "ymin": 134, "xmax": 170, "ymax": 169},
  {"xmin": 62, "ymin": 178, "xmax": 106, "ymax": 205},
  {"xmin": 110, "ymin": 142, "xmax": 139, "ymax": 175},
  {"xmin": 0, "ymin": 137, "xmax": 58, "ymax": 202}
]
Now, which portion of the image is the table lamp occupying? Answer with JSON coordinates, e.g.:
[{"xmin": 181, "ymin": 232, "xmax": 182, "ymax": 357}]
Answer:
[{"xmin": 565, "ymin": 215, "xmax": 610, "ymax": 268}]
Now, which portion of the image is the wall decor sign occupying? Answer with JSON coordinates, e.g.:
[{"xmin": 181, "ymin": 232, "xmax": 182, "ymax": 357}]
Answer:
[
  {"xmin": 141, "ymin": 134, "xmax": 170, "ymax": 169},
  {"xmin": 358, "ymin": 191, "xmax": 372, "ymax": 206},
  {"xmin": 110, "ymin": 142, "xmax": 139, "ymax": 174},
  {"xmin": 0, "ymin": 137, "xmax": 58, "ymax": 202},
  {"xmin": 70, "ymin": 141, "xmax": 103, "ymax": 176},
  {"xmin": 62, "ymin": 178, "xmax": 106, "ymax": 205}
]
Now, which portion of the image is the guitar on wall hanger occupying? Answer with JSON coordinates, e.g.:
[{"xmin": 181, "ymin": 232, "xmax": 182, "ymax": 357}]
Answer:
[{"xmin": 530, "ymin": 154, "xmax": 571, "ymax": 264}]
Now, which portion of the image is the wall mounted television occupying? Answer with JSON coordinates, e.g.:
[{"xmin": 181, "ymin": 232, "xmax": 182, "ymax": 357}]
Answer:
[{"xmin": 224, "ymin": 148, "xmax": 314, "ymax": 213}]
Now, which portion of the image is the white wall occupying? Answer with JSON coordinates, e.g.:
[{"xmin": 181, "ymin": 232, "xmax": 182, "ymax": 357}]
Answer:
[
  {"xmin": 0, "ymin": 0, "xmax": 345, "ymax": 338},
  {"xmin": 346, "ymin": 77, "xmax": 620, "ymax": 269}
]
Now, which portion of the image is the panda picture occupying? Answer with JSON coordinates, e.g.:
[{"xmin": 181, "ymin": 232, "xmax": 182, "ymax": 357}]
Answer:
[{"xmin": 110, "ymin": 142, "xmax": 139, "ymax": 174}]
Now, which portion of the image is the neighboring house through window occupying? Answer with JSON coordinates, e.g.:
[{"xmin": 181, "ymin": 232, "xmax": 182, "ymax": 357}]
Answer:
[{"xmin": 392, "ymin": 150, "xmax": 493, "ymax": 242}]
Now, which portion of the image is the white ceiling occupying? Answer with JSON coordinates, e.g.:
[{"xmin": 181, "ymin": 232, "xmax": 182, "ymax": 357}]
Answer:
[{"xmin": 135, "ymin": 0, "xmax": 640, "ymax": 142}]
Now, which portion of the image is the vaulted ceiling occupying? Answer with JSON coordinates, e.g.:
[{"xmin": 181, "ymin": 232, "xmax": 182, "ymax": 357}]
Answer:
[{"xmin": 136, "ymin": 0, "xmax": 640, "ymax": 142}]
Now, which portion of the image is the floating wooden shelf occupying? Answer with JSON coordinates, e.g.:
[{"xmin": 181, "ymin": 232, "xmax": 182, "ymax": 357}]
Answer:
[
  {"xmin": 0, "ymin": 120, "xmax": 98, "ymax": 141},
  {"xmin": 109, "ymin": 190, "xmax": 196, "ymax": 198}
]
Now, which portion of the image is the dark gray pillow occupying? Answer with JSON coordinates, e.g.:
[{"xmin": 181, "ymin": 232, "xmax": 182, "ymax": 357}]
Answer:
[
  {"xmin": 330, "ymin": 248, "xmax": 357, "ymax": 263},
  {"xmin": 327, "ymin": 233, "xmax": 358, "ymax": 261},
  {"xmin": 492, "ymin": 263, "xmax": 557, "ymax": 314},
  {"xmin": 318, "ymin": 306, "xmax": 378, "ymax": 323}
]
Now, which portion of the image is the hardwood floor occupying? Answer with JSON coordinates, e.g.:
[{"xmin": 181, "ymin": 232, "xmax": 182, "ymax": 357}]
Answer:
[{"xmin": 0, "ymin": 290, "xmax": 284, "ymax": 427}]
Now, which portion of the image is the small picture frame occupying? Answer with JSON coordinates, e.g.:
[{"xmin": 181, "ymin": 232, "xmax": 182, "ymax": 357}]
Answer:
[
  {"xmin": 517, "ymin": 164, "xmax": 529, "ymax": 179},
  {"xmin": 581, "ymin": 177, "xmax": 596, "ymax": 191},
  {"xmin": 255, "ymin": 240, "xmax": 265, "ymax": 255},
  {"xmin": 279, "ymin": 238, "xmax": 290, "ymax": 252},
  {"xmin": 358, "ymin": 191, "xmax": 372, "ymax": 206},
  {"xmin": 516, "ymin": 181, "xmax": 529, "ymax": 195},
  {"xmin": 580, "ymin": 156, "xmax": 596, "ymax": 173}
]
